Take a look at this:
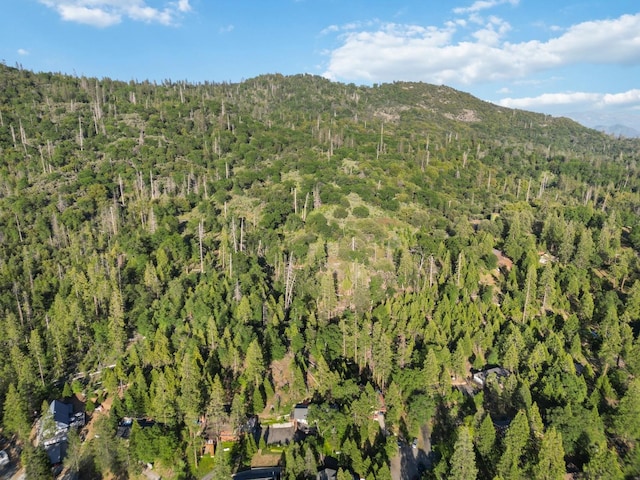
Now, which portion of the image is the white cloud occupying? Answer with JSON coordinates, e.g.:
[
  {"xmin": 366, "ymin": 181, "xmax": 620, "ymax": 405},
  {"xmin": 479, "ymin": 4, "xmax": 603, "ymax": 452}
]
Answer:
[
  {"xmin": 17, "ymin": 48, "xmax": 30, "ymax": 56},
  {"xmin": 322, "ymin": 13, "xmax": 640, "ymax": 85},
  {"xmin": 602, "ymin": 90, "xmax": 640, "ymax": 107},
  {"xmin": 38, "ymin": 0, "xmax": 191, "ymax": 27},
  {"xmin": 56, "ymin": 3, "xmax": 121, "ymax": 27},
  {"xmin": 453, "ymin": 0, "xmax": 519, "ymax": 15},
  {"xmin": 320, "ymin": 24, "xmax": 340, "ymax": 35},
  {"xmin": 127, "ymin": 5, "xmax": 172, "ymax": 25},
  {"xmin": 176, "ymin": 0, "xmax": 191, "ymax": 13},
  {"xmin": 498, "ymin": 89, "xmax": 640, "ymax": 112},
  {"xmin": 219, "ymin": 24, "xmax": 234, "ymax": 34},
  {"xmin": 471, "ymin": 16, "xmax": 511, "ymax": 45}
]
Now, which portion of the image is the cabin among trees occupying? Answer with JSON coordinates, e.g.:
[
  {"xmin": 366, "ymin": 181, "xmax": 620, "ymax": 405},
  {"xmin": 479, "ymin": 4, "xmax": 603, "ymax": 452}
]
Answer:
[
  {"xmin": 472, "ymin": 367, "xmax": 511, "ymax": 387},
  {"xmin": 292, "ymin": 404, "xmax": 309, "ymax": 431},
  {"xmin": 39, "ymin": 400, "xmax": 85, "ymax": 465}
]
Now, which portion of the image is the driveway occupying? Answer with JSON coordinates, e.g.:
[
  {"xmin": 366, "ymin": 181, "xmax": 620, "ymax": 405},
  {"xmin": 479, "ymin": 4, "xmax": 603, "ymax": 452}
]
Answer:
[{"xmin": 390, "ymin": 424, "xmax": 432, "ymax": 480}]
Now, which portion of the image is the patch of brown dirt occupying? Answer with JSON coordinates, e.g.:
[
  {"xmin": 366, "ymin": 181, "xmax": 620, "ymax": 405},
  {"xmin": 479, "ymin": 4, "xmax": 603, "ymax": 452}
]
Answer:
[
  {"xmin": 265, "ymin": 353, "xmax": 303, "ymax": 416},
  {"xmin": 270, "ymin": 353, "xmax": 293, "ymax": 394},
  {"xmin": 492, "ymin": 249, "xmax": 513, "ymax": 270},
  {"xmin": 251, "ymin": 451, "xmax": 282, "ymax": 468}
]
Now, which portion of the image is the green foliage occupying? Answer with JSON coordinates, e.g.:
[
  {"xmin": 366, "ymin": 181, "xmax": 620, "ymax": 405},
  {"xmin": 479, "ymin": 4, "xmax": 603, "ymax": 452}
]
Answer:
[
  {"xmin": 306, "ymin": 212, "xmax": 335, "ymax": 238},
  {"xmin": 352, "ymin": 205, "xmax": 370, "ymax": 218},
  {"xmin": 584, "ymin": 447, "xmax": 624, "ymax": 480},
  {"xmin": 90, "ymin": 415, "xmax": 127, "ymax": 476},
  {"xmin": 497, "ymin": 410, "xmax": 530, "ymax": 479},
  {"xmin": 2, "ymin": 384, "xmax": 29, "ymax": 441},
  {"xmin": 130, "ymin": 422, "xmax": 179, "ymax": 466},
  {"xmin": 476, "ymin": 414, "xmax": 496, "ymax": 462},
  {"xmin": 613, "ymin": 378, "xmax": 640, "ymax": 441},
  {"xmin": 0, "ymin": 64, "xmax": 639, "ymax": 477},
  {"xmin": 449, "ymin": 425, "xmax": 478, "ymax": 480},
  {"xmin": 333, "ymin": 206, "xmax": 348, "ymax": 219},
  {"xmin": 534, "ymin": 427, "xmax": 566, "ymax": 480},
  {"xmin": 22, "ymin": 444, "xmax": 53, "ymax": 480}
]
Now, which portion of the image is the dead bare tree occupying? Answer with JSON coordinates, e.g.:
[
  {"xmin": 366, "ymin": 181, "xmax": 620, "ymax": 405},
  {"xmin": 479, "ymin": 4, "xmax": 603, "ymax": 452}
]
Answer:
[
  {"xmin": 199, "ymin": 220, "xmax": 204, "ymax": 273},
  {"xmin": 284, "ymin": 254, "xmax": 296, "ymax": 310}
]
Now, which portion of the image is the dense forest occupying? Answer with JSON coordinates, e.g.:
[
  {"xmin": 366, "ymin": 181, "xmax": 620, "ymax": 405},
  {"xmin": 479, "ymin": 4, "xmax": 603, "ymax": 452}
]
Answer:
[{"xmin": 1, "ymin": 63, "xmax": 640, "ymax": 479}]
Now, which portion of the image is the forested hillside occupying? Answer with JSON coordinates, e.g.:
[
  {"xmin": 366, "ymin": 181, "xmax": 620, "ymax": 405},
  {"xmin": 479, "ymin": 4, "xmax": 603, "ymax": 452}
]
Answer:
[{"xmin": 1, "ymin": 63, "xmax": 640, "ymax": 479}]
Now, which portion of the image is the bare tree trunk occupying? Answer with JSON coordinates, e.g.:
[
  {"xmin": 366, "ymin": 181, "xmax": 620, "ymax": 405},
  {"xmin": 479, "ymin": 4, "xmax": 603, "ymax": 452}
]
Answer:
[
  {"xmin": 429, "ymin": 255, "xmax": 435, "ymax": 287},
  {"xmin": 293, "ymin": 187, "xmax": 297, "ymax": 215},
  {"xmin": 15, "ymin": 213, "xmax": 23, "ymax": 242},
  {"xmin": 19, "ymin": 119, "xmax": 28, "ymax": 153},
  {"xmin": 110, "ymin": 204, "xmax": 118, "ymax": 236},
  {"xmin": 13, "ymin": 284, "xmax": 24, "ymax": 328},
  {"xmin": 231, "ymin": 218, "xmax": 238, "ymax": 253},
  {"xmin": 10, "ymin": 124, "xmax": 17, "ymax": 149},
  {"xmin": 199, "ymin": 220, "xmax": 204, "ymax": 273},
  {"xmin": 302, "ymin": 192, "xmax": 309, "ymax": 221},
  {"xmin": 118, "ymin": 175, "xmax": 125, "ymax": 206},
  {"xmin": 284, "ymin": 254, "xmax": 296, "ymax": 310},
  {"xmin": 78, "ymin": 116, "xmax": 83, "ymax": 151}
]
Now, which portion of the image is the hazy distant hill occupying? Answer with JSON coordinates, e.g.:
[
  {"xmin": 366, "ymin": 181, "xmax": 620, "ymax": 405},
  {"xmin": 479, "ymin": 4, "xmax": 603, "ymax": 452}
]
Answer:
[{"xmin": 594, "ymin": 123, "xmax": 640, "ymax": 138}]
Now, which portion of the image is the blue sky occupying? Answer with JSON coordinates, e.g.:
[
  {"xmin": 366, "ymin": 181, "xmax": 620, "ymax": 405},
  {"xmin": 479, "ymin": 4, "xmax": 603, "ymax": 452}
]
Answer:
[{"xmin": 3, "ymin": 1, "xmax": 640, "ymax": 128}]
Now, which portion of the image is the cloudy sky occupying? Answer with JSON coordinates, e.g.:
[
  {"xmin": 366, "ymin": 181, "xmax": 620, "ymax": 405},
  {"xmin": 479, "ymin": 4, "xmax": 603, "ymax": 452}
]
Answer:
[{"xmin": 3, "ymin": 1, "xmax": 639, "ymax": 128}]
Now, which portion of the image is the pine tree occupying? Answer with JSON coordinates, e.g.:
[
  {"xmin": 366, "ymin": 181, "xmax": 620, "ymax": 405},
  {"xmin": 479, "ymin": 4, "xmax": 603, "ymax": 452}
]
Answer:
[
  {"xmin": 423, "ymin": 348, "xmax": 440, "ymax": 391},
  {"xmin": 614, "ymin": 378, "xmax": 640, "ymax": 441},
  {"xmin": 206, "ymin": 375, "xmax": 228, "ymax": 442},
  {"xmin": 498, "ymin": 410, "xmax": 529, "ymax": 479},
  {"xmin": 108, "ymin": 287, "xmax": 126, "ymax": 355},
  {"xmin": 3, "ymin": 383, "xmax": 30, "ymax": 441},
  {"xmin": 149, "ymin": 367, "xmax": 178, "ymax": 426},
  {"xmin": 534, "ymin": 427, "xmax": 566, "ymax": 480},
  {"xmin": 242, "ymin": 339, "xmax": 265, "ymax": 389},
  {"xmin": 449, "ymin": 425, "xmax": 478, "ymax": 480},
  {"xmin": 384, "ymin": 381, "xmax": 404, "ymax": 430},
  {"xmin": 22, "ymin": 444, "xmax": 52, "ymax": 479},
  {"xmin": 476, "ymin": 414, "xmax": 496, "ymax": 460},
  {"xmin": 40, "ymin": 399, "xmax": 56, "ymax": 441},
  {"xmin": 64, "ymin": 427, "xmax": 83, "ymax": 474},
  {"xmin": 584, "ymin": 447, "xmax": 623, "ymax": 480},
  {"xmin": 179, "ymin": 348, "xmax": 203, "ymax": 467}
]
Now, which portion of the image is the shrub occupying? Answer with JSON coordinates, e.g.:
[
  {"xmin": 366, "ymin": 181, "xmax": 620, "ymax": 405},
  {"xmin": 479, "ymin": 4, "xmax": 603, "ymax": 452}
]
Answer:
[
  {"xmin": 333, "ymin": 207, "xmax": 348, "ymax": 219},
  {"xmin": 352, "ymin": 205, "xmax": 370, "ymax": 218}
]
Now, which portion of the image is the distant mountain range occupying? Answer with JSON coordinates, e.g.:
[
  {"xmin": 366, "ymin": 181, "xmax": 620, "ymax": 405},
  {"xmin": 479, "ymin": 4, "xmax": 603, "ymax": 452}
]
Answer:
[
  {"xmin": 592, "ymin": 124, "xmax": 640, "ymax": 138},
  {"xmin": 565, "ymin": 111, "xmax": 640, "ymax": 138}
]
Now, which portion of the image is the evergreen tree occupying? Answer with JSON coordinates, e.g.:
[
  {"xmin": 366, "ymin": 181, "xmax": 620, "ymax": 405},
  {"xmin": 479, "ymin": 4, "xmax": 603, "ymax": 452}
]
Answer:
[
  {"xmin": 242, "ymin": 339, "xmax": 265, "ymax": 389},
  {"xmin": 39, "ymin": 399, "xmax": 56, "ymax": 441},
  {"xmin": 3, "ymin": 383, "xmax": 30, "ymax": 441},
  {"xmin": 584, "ymin": 447, "xmax": 623, "ymax": 480},
  {"xmin": 498, "ymin": 410, "xmax": 529, "ymax": 479},
  {"xmin": 64, "ymin": 427, "xmax": 83, "ymax": 474},
  {"xmin": 534, "ymin": 427, "xmax": 566, "ymax": 480},
  {"xmin": 108, "ymin": 287, "xmax": 127, "ymax": 355},
  {"xmin": 22, "ymin": 444, "xmax": 52, "ymax": 480},
  {"xmin": 206, "ymin": 374, "xmax": 228, "ymax": 441},
  {"xmin": 614, "ymin": 378, "xmax": 640, "ymax": 441},
  {"xmin": 476, "ymin": 414, "xmax": 496, "ymax": 460},
  {"xmin": 449, "ymin": 425, "xmax": 478, "ymax": 480}
]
